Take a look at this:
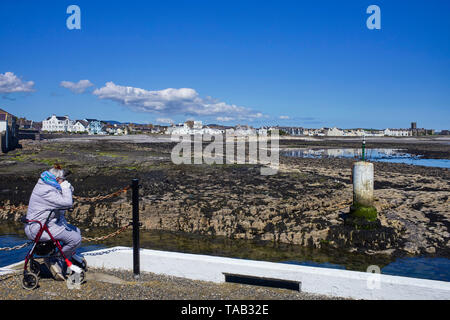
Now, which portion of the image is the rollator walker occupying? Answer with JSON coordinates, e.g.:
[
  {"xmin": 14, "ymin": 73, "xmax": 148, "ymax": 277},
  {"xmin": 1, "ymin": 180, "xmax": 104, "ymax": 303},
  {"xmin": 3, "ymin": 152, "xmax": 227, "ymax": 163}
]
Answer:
[{"xmin": 21, "ymin": 207, "xmax": 87, "ymax": 290}]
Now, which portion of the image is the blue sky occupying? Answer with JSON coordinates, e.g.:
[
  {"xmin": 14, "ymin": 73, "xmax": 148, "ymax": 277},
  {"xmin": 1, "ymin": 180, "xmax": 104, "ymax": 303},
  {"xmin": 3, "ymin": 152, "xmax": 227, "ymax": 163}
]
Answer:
[{"xmin": 0, "ymin": 0, "xmax": 449, "ymax": 130}]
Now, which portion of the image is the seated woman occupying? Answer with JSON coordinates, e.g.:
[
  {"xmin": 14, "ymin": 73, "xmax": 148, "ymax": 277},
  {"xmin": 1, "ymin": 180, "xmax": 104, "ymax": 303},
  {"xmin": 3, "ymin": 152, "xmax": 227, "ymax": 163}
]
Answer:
[{"xmin": 24, "ymin": 164, "xmax": 82, "ymax": 280}]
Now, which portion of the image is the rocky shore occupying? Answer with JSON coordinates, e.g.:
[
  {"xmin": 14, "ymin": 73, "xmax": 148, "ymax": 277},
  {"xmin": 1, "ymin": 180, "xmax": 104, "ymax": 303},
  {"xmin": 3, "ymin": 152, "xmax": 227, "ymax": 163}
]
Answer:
[{"xmin": 0, "ymin": 136, "xmax": 449, "ymax": 258}]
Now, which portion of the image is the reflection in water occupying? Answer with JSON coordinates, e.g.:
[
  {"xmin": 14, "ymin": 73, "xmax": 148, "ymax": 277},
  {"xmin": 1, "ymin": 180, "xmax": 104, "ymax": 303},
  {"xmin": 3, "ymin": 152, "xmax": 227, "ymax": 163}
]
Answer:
[
  {"xmin": 282, "ymin": 148, "xmax": 450, "ymax": 168},
  {"xmin": 283, "ymin": 148, "xmax": 399, "ymax": 158},
  {"xmin": 1, "ymin": 222, "xmax": 449, "ymax": 282}
]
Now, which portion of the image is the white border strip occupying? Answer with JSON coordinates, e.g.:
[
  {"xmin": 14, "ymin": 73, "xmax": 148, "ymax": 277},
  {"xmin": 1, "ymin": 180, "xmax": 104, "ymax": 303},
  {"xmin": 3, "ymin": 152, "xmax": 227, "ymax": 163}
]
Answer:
[
  {"xmin": 81, "ymin": 246, "xmax": 450, "ymax": 300},
  {"xmin": 0, "ymin": 261, "xmax": 23, "ymax": 276}
]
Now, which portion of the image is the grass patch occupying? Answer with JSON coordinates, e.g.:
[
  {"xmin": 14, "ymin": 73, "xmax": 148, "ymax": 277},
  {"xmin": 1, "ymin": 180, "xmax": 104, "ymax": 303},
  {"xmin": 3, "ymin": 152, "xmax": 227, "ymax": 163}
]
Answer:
[
  {"xmin": 10, "ymin": 155, "xmax": 29, "ymax": 162},
  {"xmin": 97, "ymin": 152, "xmax": 128, "ymax": 158}
]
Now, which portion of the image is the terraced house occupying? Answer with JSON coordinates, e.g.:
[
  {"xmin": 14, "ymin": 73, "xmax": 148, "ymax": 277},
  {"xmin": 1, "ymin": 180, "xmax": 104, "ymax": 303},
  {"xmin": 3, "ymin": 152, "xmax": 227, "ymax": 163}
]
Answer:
[
  {"xmin": 72, "ymin": 120, "xmax": 89, "ymax": 133},
  {"xmin": 42, "ymin": 115, "xmax": 104, "ymax": 134},
  {"xmin": 85, "ymin": 119, "xmax": 104, "ymax": 135}
]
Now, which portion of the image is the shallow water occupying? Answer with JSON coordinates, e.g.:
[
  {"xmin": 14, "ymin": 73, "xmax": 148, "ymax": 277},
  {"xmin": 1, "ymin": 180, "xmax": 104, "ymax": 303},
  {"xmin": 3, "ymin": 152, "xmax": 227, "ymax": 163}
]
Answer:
[
  {"xmin": 282, "ymin": 148, "xmax": 450, "ymax": 168},
  {"xmin": 1, "ymin": 222, "xmax": 449, "ymax": 282}
]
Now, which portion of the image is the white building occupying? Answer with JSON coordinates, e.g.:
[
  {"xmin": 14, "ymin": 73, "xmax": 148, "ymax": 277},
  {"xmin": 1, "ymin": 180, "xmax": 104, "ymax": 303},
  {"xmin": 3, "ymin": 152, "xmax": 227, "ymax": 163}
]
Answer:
[
  {"xmin": 42, "ymin": 115, "xmax": 92, "ymax": 133},
  {"xmin": 166, "ymin": 121, "xmax": 223, "ymax": 135},
  {"xmin": 202, "ymin": 126, "xmax": 224, "ymax": 135},
  {"xmin": 325, "ymin": 127, "xmax": 345, "ymax": 136},
  {"xmin": 364, "ymin": 130, "xmax": 384, "ymax": 137},
  {"xmin": 42, "ymin": 115, "xmax": 74, "ymax": 132},
  {"xmin": 233, "ymin": 125, "xmax": 256, "ymax": 136},
  {"xmin": 104, "ymin": 124, "xmax": 128, "ymax": 135},
  {"xmin": 384, "ymin": 128, "xmax": 411, "ymax": 137},
  {"xmin": 343, "ymin": 129, "xmax": 366, "ymax": 137},
  {"xmin": 70, "ymin": 120, "xmax": 89, "ymax": 133},
  {"xmin": 193, "ymin": 121, "xmax": 203, "ymax": 129},
  {"xmin": 301, "ymin": 128, "xmax": 321, "ymax": 136},
  {"xmin": 257, "ymin": 128, "xmax": 268, "ymax": 135},
  {"xmin": 166, "ymin": 124, "xmax": 190, "ymax": 135}
]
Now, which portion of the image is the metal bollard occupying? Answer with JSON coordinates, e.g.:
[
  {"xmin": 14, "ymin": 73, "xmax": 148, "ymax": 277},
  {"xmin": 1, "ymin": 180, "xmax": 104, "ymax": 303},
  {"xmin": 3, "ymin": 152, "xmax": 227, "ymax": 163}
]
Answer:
[{"xmin": 131, "ymin": 179, "xmax": 140, "ymax": 279}]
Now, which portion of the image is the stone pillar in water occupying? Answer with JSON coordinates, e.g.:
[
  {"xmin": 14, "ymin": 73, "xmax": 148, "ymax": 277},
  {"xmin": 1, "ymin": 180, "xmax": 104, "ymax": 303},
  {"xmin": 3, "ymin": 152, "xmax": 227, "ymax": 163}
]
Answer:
[{"xmin": 351, "ymin": 161, "xmax": 377, "ymax": 222}]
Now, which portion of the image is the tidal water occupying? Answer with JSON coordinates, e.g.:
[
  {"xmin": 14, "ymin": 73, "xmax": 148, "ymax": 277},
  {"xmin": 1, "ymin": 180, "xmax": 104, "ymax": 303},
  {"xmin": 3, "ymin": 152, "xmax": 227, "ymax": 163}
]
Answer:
[
  {"xmin": 282, "ymin": 148, "xmax": 450, "ymax": 168},
  {"xmin": 1, "ymin": 222, "xmax": 449, "ymax": 282}
]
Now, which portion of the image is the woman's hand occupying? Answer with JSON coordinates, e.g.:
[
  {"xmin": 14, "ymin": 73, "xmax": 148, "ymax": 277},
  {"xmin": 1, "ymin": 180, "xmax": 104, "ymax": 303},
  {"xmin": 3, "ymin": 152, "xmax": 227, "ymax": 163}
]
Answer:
[{"xmin": 60, "ymin": 180, "xmax": 74, "ymax": 192}]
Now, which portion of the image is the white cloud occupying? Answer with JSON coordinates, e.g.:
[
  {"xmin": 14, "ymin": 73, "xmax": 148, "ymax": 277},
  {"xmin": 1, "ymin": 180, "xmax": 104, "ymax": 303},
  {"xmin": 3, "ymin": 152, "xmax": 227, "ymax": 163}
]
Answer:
[
  {"xmin": 156, "ymin": 118, "xmax": 174, "ymax": 124},
  {"xmin": 0, "ymin": 72, "xmax": 35, "ymax": 93},
  {"xmin": 60, "ymin": 80, "xmax": 94, "ymax": 94},
  {"xmin": 92, "ymin": 82, "xmax": 264, "ymax": 121},
  {"xmin": 279, "ymin": 115, "xmax": 290, "ymax": 120},
  {"xmin": 216, "ymin": 116, "xmax": 234, "ymax": 122}
]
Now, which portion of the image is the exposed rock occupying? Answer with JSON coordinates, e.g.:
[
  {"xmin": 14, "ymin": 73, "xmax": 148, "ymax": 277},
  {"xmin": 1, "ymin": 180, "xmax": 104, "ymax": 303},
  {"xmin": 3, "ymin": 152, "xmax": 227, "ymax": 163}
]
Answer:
[{"xmin": 0, "ymin": 137, "xmax": 449, "ymax": 257}]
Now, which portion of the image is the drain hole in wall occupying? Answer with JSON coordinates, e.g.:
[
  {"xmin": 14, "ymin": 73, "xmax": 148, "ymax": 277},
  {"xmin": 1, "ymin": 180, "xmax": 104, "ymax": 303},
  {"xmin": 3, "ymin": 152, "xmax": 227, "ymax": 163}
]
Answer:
[{"xmin": 224, "ymin": 273, "xmax": 301, "ymax": 291}]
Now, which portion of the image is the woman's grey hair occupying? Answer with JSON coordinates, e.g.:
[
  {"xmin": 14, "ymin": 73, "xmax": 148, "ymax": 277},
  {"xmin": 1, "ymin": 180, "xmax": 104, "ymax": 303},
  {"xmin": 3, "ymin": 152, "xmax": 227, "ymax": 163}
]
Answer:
[{"xmin": 49, "ymin": 167, "xmax": 66, "ymax": 180}]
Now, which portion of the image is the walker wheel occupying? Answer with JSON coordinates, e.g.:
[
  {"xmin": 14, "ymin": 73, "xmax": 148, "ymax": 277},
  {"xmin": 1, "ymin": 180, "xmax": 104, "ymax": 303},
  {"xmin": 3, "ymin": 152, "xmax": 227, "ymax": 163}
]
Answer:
[
  {"xmin": 80, "ymin": 270, "xmax": 85, "ymax": 283},
  {"xmin": 22, "ymin": 272, "xmax": 39, "ymax": 290},
  {"xmin": 81, "ymin": 258, "xmax": 88, "ymax": 272},
  {"xmin": 30, "ymin": 259, "xmax": 41, "ymax": 277},
  {"xmin": 67, "ymin": 270, "xmax": 85, "ymax": 287}
]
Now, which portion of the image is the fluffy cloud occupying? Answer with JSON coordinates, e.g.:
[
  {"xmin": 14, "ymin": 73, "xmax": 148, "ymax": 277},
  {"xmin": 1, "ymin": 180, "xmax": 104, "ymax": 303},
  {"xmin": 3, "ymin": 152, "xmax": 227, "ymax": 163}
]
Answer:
[
  {"xmin": 279, "ymin": 115, "xmax": 290, "ymax": 119},
  {"xmin": 93, "ymin": 82, "xmax": 264, "ymax": 120},
  {"xmin": 0, "ymin": 72, "xmax": 35, "ymax": 93},
  {"xmin": 60, "ymin": 80, "xmax": 94, "ymax": 93}
]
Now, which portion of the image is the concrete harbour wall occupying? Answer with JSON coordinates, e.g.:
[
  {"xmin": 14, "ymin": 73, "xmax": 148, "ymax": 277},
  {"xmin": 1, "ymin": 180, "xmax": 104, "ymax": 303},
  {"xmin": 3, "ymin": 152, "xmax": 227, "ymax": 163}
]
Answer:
[{"xmin": 83, "ymin": 246, "xmax": 450, "ymax": 300}]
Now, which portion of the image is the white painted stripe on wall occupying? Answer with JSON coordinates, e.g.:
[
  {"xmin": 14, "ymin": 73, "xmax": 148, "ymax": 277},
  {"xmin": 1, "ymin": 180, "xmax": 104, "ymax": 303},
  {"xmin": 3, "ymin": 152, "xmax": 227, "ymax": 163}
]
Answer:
[{"xmin": 82, "ymin": 246, "xmax": 450, "ymax": 300}]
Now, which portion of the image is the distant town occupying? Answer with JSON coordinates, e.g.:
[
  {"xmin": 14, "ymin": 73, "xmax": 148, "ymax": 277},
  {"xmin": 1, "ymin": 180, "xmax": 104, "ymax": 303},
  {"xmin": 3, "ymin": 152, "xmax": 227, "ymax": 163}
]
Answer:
[{"xmin": 1, "ymin": 107, "xmax": 448, "ymax": 153}]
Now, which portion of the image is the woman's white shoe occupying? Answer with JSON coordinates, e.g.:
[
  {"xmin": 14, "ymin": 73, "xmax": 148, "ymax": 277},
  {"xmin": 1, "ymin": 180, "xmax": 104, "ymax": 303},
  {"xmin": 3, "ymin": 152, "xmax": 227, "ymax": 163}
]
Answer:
[{"xmin": 49, "ymin": 261, "xmax": 65, "ymax": 281}]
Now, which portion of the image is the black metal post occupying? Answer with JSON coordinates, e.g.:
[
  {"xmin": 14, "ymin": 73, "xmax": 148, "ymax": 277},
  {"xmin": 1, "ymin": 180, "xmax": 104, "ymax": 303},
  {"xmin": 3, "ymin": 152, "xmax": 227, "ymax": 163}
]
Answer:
[{"xmin": 131, "ymin": 179, "xmax": 140, "ymax": 279}]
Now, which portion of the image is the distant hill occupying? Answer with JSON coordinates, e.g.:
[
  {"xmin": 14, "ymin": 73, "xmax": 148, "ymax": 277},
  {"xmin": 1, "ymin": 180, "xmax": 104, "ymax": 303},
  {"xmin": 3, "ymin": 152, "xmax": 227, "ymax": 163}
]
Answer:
[
  {"xmin": 102, "ymin": 120, "xmax": 148, "ymax": 125},
  {"xmin": 102, "ymin": 120, "xmax": 127, "ymax": 125}
]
